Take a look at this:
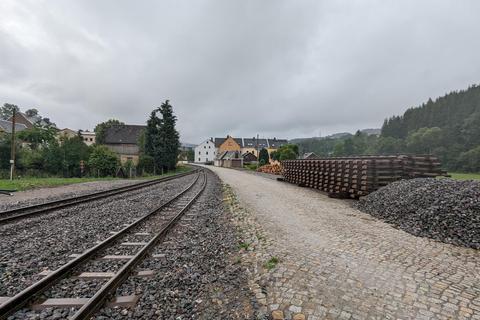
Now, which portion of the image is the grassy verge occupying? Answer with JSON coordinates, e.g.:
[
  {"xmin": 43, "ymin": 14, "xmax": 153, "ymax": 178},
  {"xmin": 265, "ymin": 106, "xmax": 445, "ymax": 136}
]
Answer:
[
  {"xmin": 447, "ymin": 172, "xmax": 480, "ymax": 180},
  {"xmin": 0, "ymin": 165, "xmax": 194, "ymax": 191},
  {"xmin": 0, "ymin": 177, "xmax": 119, "ymax": 192}
]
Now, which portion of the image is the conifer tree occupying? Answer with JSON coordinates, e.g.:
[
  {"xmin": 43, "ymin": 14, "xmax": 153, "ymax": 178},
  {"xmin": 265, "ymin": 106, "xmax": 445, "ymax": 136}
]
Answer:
[{"xmin": 144, "ymin": 100, "xmax": 180, "ymax": 173}]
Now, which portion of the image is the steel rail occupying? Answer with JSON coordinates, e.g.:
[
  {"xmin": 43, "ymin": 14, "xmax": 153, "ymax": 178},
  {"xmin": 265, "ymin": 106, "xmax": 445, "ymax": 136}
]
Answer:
[
  {"xmin": 0, "ymin": 169, "xmax": 196, "ymax": 224},
  {"xmin": 0, "ymin": 172, "xmax": 202, "ymax": 319},
  {"xmin": 72, "ymin": 170, "xmax": 207, "ymax": 319}
]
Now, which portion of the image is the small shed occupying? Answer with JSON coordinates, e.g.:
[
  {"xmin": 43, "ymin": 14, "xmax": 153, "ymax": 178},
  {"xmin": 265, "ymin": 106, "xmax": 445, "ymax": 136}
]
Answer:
[
  {"xmin": 215, "ymin": 151, "xmax": 243, "ymax": 168},
  {"xmin": 242, "ymin": 151, "xmax": 258, "ymax": 164}
]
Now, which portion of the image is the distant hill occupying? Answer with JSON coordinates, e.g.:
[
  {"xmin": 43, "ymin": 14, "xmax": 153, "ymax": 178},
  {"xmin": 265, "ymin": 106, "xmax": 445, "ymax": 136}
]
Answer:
[
  {"xmin": 291, "ymin": 128, "xmax": 380, "ymax": 156},
  {"xmin": 382, "ymin": 84, "xmax": 480, "ymax": 139}
]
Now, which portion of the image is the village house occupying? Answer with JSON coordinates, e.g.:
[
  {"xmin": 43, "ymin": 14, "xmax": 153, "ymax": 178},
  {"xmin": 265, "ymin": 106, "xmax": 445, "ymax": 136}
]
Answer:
[
  {"xmin": 80, "ymin": 130, "xmax": 96, "ymax": 146},
  {"xmin": 57, "ymin": 128, "xmax": 78, "ymax": 140},
  {"xmin": 0, "ymin": 119, "xmax": 27, "ymax": 134},
  {"xmin": 211, "ymin": 135, "xmax": 288, "ymax": 167},
  {"xmin": 104, "ymin": 125, "xmax": 146, "ymax": 164},
  {"xmin": 194, "ymin": 139, "xmax": 216, "ymax": 163},
  {"xmin": 8, "ymin": 112, "xmax": 54, "ymax": 129}
]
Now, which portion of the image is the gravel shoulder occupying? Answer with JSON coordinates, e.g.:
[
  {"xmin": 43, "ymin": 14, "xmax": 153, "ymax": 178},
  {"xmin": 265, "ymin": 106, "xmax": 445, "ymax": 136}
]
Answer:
[{"xmin": 205, "ymin": 165, "xmax": 480, "ymax": 320}]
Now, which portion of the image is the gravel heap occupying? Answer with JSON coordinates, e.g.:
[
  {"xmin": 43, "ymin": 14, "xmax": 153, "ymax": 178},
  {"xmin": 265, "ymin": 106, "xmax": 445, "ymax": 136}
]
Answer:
[{"xmin": 355, "ymin": 178, "xmax": 480, "ymax": 249}]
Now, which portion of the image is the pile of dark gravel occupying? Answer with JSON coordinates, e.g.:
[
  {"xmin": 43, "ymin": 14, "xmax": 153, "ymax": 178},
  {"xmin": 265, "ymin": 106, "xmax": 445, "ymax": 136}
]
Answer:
[{"xmin": 355, "ymin": 178, "xmax": 480, "ymax": 249}]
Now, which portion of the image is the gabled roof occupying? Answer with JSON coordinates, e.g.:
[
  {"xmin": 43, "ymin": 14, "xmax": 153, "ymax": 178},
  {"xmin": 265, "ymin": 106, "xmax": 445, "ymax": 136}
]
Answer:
[
  {"xmin": 214, "ymin": 137, "xmax": 242, "ymax": 148},
  {"xmin": 213, "ymin": 136, "xmax": 288, "ymax": 148},
  {"xmin": 104, "ymin": 125, "xmax": 146, "ymax": 144},
  {"xmin": 268, "ymin": 138, "xmax": 288, "ymax": 148},
  {"xmin": 0, "ymin": 119, "xmax": 28, "ymax": 133},
  {"xmin": 243, "ymin": 138, "xmax": 268, "ymax": 149}
]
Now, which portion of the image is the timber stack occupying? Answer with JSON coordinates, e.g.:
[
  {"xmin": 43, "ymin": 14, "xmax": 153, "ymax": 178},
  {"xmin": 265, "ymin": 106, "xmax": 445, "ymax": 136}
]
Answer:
[
  {"xmin": 257, "ymin": 163, "xmax": 283, "ymax": 175},
  {"xmin": 282, "ymin": 155, "xmax": 448, "ymax": 198}
]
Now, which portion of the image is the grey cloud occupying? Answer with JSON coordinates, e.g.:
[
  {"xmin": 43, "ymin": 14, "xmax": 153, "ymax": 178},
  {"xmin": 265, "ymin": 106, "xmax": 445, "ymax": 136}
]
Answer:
[{"xmin": 1, "ymin": 0, "xmax": 479, "ymax": 142}]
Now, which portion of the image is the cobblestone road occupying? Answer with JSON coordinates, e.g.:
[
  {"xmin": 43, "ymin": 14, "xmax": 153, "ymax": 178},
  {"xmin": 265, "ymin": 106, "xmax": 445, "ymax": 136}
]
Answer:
[{"xmin": 207, "ymin": 166, "xmax": 480, "ymax": 320}]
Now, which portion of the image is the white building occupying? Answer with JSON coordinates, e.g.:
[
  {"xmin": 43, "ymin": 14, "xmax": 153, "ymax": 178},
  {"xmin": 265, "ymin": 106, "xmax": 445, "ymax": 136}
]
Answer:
[
  {"xmin": 80, "ymin": 130, "xmax": 96, "ymax": 146},
  {"xmin": 194, "ymin": 139, "xmax": 216, "ymax": 163}
]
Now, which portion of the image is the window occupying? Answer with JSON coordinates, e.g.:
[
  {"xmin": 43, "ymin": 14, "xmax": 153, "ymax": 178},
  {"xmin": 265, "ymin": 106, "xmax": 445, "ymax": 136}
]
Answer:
[
  {"xmin": 206, "ymin": 151, "xmax": 208, "ymax": 155},
  {"xmin": 209, "ymin": 146, "xmax": 211, "ymax": 149},
  {"xmin": 204, "ymin": 146, "xmax": 206, "ymax": 148},
  {"xmin": 198, "ymin": 158, "xmax": 201, "ymax": 161},
  {"xmin": 199, "ymin": 151, "xmax": 201, "ymax": 155}
]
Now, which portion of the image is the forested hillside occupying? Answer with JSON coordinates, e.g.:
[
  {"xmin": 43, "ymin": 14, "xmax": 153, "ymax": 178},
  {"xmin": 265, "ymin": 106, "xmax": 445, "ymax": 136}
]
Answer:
[{"xmin": 293, "ymin": 84, "xmax": 480, "ymax": 172}]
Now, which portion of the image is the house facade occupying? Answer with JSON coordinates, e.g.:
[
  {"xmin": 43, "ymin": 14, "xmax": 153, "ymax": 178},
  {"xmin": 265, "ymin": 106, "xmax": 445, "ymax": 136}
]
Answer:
[
  {"xmin": 209, "ymin": 135, "xmax": 288, "ymax": 166},
  {"xmin": 80, "ymin": 130, "xmax": 96, "ymax": 146},
  {"xmin": 213, "ymin": 136, "xmax": 288, "ymax": 158},
  {"xmin": 57, "ymin": 128, "xmax": 78, "ymax": 140},
  {"xmin": 194, "ymin": 139, "xmax": 216, "ymax": 163},
  {"xmin": 104, "ymin": 125, "xmax": 145, "ymax": 164}
]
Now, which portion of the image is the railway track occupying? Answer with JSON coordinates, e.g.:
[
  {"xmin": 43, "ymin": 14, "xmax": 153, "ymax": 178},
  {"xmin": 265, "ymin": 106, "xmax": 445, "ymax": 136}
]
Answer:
[
  {"xmin": 0, "ymin": 169, "xmax": 196, "ymax": 224},
  {"xmin": 0, "ymin": 169, "xmax": 207, "ymax": 319}
]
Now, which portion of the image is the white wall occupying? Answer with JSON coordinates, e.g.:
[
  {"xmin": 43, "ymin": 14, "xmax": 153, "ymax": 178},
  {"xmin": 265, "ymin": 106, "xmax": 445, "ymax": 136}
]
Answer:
[{"xmin": 194, "ymin": 139, "xmax": 216, "ymax": 163}]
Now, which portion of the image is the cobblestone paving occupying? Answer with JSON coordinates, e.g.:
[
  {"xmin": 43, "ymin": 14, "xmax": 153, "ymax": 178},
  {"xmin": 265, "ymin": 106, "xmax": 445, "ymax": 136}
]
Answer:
[{"xmin": 210, "ymin": 166, "xmax": 480, "ymax": 320}]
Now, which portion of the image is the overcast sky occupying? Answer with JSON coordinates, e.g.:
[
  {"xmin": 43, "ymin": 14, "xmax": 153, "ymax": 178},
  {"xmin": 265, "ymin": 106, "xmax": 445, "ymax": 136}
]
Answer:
[{"xmin": 1, "ymin": 1, "xmax": 479, "ymax": 143}]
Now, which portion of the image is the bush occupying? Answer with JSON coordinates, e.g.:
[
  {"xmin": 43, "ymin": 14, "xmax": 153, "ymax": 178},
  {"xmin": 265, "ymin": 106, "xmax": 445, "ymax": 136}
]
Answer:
[
  {"xmin": 88, "ymin": 145, "xmax": 119, "ymax": 177},
  {"xmin": 258, "ymin": 148, "xmax": 270, "ymax": 165},
  {"xmin": 272, "ymin": 144, "xmax": 298, "ymax": 161},
  {"xmin": 457, "ymin": 146, "xmax": 480, "ymax": 172},
  {"xmin": 138, "ymin": 154, "xmax": 155, "ymax": 174}
]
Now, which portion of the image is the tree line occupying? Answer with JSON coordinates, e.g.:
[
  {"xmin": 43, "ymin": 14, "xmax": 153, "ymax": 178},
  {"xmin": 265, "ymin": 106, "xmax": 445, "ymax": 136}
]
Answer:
[
  {"xmin": 0, "ymin": 100, "xmax": 180, "ymax": 178},
  {"xmin": 294, "ymin": 84, "xmax": 480, "ymax": 172}
]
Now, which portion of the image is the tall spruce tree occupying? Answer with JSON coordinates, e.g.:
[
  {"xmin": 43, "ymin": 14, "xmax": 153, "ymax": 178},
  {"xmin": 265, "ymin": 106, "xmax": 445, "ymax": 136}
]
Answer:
[
  {"xmin": 144, "ymin": 100, "xmax": 180, "ymax": 173},
  {"xmin": 158, "ymin": 100, "xmax": 180, "ymax": 171}
]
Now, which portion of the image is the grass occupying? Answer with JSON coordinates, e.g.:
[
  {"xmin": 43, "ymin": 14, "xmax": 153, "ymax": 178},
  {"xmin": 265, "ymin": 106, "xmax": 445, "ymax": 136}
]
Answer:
[
  {"xmin": 238, "ymin": 242, "xmax": 250, "ymax": 250},
  {"xmin": 264, "ymin": 257, "xmax": 279, "ymax": 270},
  {"xmin": 447, "ymin": 172, "xmax": 480, "ymax": 181},
  {"xmin": 244, "ymin": 163, "xmax": 258, "ymax": 171},
  {"xmin": 0, "ymin": 165, "xmax": 194, "ymax": 191},
  {"xmin": 0, "ymin": 177, "xmax": 118, "ymax": 192}
]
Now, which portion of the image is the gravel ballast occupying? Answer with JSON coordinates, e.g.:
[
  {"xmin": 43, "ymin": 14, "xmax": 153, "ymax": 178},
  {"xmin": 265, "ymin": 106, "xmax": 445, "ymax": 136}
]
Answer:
[
  {"xmin": 0, "ymin": 174, "xmax": 197, "ymax": 297},
  {"xmin": 355, "ymin": 178, "xmax": 480, "ymax": 249},
  {"xmin": 7, "ymin": 170, "xmax": 256, "ymax": 319},
  {"xmin": 94, "ymin": 170, "xmax": 257, "ymax": 319}
]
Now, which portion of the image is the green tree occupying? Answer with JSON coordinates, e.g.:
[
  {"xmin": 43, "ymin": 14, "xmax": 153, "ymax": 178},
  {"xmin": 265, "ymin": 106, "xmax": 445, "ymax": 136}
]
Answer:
[
  {"xmin": 272, "ymin": 144, "xmax": 299, "ymax": 161},
  {"xmin": 187, "ymin": 149, "xmax": 194, "ymax": 162},
  {"xmin": 0, "ymin": 103, "xmax": 19, "ymax": 120},
  {"xmin": 406, "ymin": 127, "xmax": 443, "ymax": 154},
  {"xmin": 138, "ymin": 154, "xmax": 155, "ymax": 175},
  {"xmin": 258, "ymin": 148, "xmax": 270, "ymax": 166},
  {"xmin": 94, "ymin": 119, "xmax": 125, "ymax": 144},
  {"xmin": 41, "ymin": 141, "xmax": 63, "ymax": 175},
  {"xmin": 457, "ymin": 146, "xmax": 480, "ymax": 172},
  {"xmin": 60, "ymin": 136, "xmax": 91, "ymax": 177},
  {"xmin": 88, "ymin": 145, "xmax": 119, "ymax": 177},
  {"xmin": 17, "ymin": 124, "xmax": 57, "ymax": 149},
  {"xmin": 145, "ymin": 100, "xmax": 180, "ymax": 172},
  {"xmin": 25, "ymin": 108, "xmax": 39, "ymax": 117}
]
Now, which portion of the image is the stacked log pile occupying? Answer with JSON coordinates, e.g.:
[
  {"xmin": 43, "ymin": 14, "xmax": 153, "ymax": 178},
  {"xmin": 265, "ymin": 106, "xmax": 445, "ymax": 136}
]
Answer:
[
  {"xmin": 282, "ymin": 155, "xmax": 448, "ymax": 198},
  {"xmin": 257, "ymin": 163, "xmax": 283, "ymax": 175}
]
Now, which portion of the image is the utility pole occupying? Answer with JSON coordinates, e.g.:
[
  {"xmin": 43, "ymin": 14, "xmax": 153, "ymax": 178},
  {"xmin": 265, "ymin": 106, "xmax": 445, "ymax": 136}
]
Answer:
[
  {"xmin": 256, "ymin": 133, "xmax": 259, "ymax": 169},
  {"xmin": 10, "ymin": 108, "xmax": 16, "ymax": 180}
]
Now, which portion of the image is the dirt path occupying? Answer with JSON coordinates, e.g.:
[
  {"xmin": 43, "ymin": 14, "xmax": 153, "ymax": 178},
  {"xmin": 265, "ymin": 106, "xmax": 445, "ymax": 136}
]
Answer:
[{"xmin": 207, "ymin": 165, "xmax": 480, "ymax": 320}]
